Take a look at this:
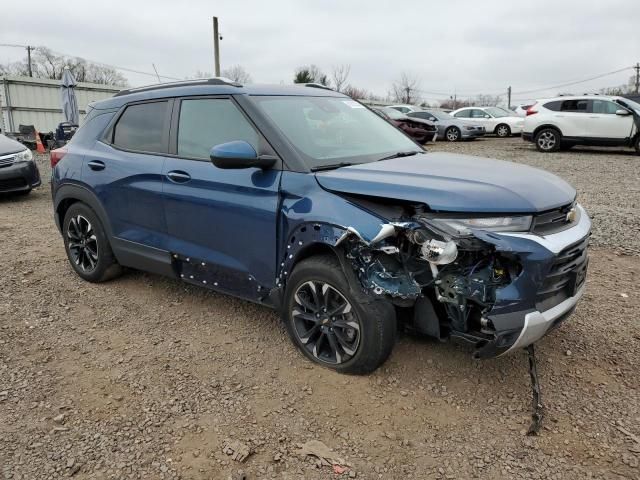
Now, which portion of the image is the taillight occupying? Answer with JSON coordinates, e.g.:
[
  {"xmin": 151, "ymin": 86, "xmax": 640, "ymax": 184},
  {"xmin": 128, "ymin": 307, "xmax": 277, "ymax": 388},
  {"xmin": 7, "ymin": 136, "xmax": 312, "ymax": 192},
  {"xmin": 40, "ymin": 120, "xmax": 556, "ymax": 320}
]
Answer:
[
  {"xmin": 526, "ymin": 107, "xmax": 538, "ymax": 116},
  {"xmin": 50, "ymin": 147, "xmax": 67, "ymax": 168}
]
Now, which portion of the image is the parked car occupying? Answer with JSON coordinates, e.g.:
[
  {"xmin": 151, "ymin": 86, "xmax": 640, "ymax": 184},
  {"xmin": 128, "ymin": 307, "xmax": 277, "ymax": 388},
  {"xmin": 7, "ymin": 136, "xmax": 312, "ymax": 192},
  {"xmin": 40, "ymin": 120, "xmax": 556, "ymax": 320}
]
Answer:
[
  {"xmin": 388, "ymin": 104, "xmax": 423, "ymax": 114},
  {"xmin": 51, "ymin": 79, "xmax": 591, "ymax": 374},
  {"xmin": 0, "ymin": 132, "xmax": 41, "ymax": 195},
  {"xmin": 408, "ymin": 110, "xmax": 486, "ymax": 141},
  {"xmin": 512, "ymin": 104, "xmax": 534, "ymax": 117},
  {"xmin": 450, "ymin": 107, "xmax": 524, "ymax": 137},
  {"xmin": 374, "ymin": 107, "xmax": 438, "ymax": 143},
  {"xmin": 523, "ymin": 95, "xmax": 640, "ymax": 153}
]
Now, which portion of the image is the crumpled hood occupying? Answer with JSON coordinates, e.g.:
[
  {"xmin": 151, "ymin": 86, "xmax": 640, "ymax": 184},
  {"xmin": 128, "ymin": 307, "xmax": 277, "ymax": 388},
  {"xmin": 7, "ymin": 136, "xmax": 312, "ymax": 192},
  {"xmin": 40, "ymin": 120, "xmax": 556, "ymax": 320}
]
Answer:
[{"xmin": 314, "ymin": 152, "xmax": 576, "ymax": 213}]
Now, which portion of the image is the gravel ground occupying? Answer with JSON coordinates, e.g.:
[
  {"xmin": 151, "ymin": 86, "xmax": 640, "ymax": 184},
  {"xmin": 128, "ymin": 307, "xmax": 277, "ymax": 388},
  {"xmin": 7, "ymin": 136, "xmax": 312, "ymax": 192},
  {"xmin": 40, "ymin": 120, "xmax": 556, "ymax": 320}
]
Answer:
[{"xmin": 1, "ymin": 138, "xmax": 639, "ymax": 479}]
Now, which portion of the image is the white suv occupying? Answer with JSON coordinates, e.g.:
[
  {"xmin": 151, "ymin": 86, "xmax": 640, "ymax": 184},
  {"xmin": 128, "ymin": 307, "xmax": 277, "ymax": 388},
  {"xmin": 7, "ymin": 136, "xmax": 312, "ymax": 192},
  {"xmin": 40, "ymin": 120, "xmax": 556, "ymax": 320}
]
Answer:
[
  {"xmin": 523, "ymin": 95, "xmax": 640, "ymax": 153},
  {"xmin": 450, "ymin": 107, "xmax": 524, "ymax": 137}
]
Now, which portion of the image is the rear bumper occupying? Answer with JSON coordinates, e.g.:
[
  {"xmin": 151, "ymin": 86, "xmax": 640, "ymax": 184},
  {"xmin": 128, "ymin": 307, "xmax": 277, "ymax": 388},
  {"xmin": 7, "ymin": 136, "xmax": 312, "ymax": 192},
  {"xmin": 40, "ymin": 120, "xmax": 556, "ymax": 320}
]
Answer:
[
  {"xmin": 461, "ymin": 129, "xmax": 486, "ymax": 138},
  {"xmin": 0, "ymin": 161, "xmax": 41, "ymax": 193}
]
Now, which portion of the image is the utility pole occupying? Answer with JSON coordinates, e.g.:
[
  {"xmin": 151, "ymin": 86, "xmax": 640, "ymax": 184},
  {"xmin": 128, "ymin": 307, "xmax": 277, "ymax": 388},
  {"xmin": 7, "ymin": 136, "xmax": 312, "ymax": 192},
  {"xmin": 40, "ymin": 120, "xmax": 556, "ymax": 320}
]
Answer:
[
  {"xmin": 26, "ymin": 45, "xmax": 34, "ymax": 77},
  {"xmin": 507, "ymin": 85, "xmax": 512, "ymax": 109},
  {"xmin": 635, "ymin": 63, "xmax": 640, "ymax": 94},
  {"xmin": 405, "ymin": 86, "xmax": 410, "ymax": 104},
  {"xmin": 212, "ymin": 17, "xmax": 221, "ymax": 77}
]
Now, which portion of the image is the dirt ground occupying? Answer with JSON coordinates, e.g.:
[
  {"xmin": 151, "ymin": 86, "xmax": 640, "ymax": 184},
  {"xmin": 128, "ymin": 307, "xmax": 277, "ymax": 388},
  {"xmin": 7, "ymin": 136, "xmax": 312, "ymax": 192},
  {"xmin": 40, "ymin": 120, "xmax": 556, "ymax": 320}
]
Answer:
[{"xmin": 1, "ymin": 137, "xmax": 639, "ymax": 480}]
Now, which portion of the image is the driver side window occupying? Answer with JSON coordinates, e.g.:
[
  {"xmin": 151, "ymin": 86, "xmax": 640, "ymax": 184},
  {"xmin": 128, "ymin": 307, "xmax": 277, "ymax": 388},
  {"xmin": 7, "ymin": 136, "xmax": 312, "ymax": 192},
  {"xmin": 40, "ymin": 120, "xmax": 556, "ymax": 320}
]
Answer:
[
  {"xmin": 470, "ymin": 109, "xmax": 488, "ymax": 118},
  {"xmin": 177, "ymin": 98, "xmax": 259, "ymax": 160}
]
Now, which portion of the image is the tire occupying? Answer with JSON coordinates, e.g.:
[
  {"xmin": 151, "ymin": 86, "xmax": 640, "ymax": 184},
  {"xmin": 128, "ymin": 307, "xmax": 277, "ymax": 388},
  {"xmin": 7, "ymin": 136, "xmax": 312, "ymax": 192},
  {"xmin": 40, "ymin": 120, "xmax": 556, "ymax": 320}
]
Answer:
[
  {"xmin": 495, "ymin": 124, "xmax": 511, "ymax": 137},
  {"xmin": 534, "ymin": 128, "xmax": 562, "ymax": 152},
  {"xmin": 445, "ymin": 126, "xmax": 461, "ymax": 142},
  {"xmin": 634, "ymin": 135, "xmax": 640, "ymax": 155},
  {"xmin": 283, "ymin": 254, "xmax": 396, "ymax": 374},
  {"xmin": 62, "ymin": 202, "xmax": 122, "ymax": 283}
]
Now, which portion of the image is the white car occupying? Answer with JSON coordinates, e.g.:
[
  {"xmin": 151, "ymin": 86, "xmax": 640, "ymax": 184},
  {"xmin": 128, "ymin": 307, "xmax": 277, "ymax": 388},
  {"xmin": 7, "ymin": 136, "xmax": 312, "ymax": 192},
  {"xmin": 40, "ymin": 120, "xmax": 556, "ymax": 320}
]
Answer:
[
  {"xmin": 450, "ymin": 107, "xmax": 524, "ymax": 137},
  {"xmin": 523, "ymin": 95, "xmax": 640, "ymax": 153},
  {"xmin": 512, "ymin": 103, "xmax": 535, "ymax": 117}
]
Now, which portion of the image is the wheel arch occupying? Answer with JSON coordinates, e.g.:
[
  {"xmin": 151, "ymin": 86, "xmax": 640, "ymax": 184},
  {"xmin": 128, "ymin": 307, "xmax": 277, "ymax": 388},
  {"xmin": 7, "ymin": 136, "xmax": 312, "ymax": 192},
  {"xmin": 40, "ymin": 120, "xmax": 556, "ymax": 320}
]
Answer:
[
  {"xmin": 54, "ymin": 184, "xmax": 114, "ymax": 239},
  {"xmin": 532, "ymin": 124, "xmax": 562, "ymax": 138}
]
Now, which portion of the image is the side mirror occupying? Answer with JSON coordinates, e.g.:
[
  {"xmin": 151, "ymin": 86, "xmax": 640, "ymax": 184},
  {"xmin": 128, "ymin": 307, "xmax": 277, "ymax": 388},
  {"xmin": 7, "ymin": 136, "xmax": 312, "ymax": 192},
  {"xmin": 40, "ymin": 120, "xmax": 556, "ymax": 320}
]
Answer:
[
  {"xmin": 429, "ymin": 117, "xmax": 437, "ymax": 122},
  {"xmin": 484, "ymin": 114, "xmax": 491, "ymax": 119},
  {"xmin": 210, "ymin": 140, "xmax": 277, "ymax": 169},
  {"xmin": 615, "ymin": 109, "xmax": 630, "ymax": 116}
]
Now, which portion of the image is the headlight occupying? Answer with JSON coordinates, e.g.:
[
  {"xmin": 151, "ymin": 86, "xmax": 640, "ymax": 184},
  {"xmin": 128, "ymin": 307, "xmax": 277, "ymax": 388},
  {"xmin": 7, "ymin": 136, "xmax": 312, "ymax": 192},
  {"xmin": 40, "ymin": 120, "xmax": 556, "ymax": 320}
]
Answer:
[
  {"xmin": 464, "ymin": 126, "xmax": 475, "ymax": 131},
  {"xmin": 14, "ymin": 149, "xmax": 33, "ymax": 163},
  {"xmin": 428, "ymin": 215, "xmax": 532, "ymax": 236}
]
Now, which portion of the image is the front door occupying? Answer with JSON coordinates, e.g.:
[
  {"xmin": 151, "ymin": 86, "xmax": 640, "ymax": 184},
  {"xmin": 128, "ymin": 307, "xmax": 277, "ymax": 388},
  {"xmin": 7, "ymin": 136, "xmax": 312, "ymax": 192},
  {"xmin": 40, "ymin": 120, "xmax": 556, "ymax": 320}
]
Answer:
[
  {"xmin": 162, "ymin": 96, "xmax": 281, "ymax": 299},
  {"xmin": 587, "ymin": 99, "xmax": 634, "ymax": 140}
]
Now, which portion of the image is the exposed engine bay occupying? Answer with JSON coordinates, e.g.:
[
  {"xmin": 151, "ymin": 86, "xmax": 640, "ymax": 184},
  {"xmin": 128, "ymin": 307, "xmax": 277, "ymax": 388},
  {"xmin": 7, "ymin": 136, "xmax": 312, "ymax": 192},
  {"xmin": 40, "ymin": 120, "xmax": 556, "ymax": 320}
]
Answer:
[{"xmin": 334, "ymin": 202, "xmax": 523, "ymax": 355}]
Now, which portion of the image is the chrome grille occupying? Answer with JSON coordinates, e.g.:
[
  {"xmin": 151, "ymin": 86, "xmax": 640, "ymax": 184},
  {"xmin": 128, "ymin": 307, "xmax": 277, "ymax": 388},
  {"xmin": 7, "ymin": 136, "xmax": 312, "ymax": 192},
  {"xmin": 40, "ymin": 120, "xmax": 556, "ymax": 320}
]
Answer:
[
  {"xmin": 536, "ymin": 236, "xmax": 589, "ymax": 311},
  {"xmin": 532, "ymin": 203, "xmax": 576, "ymax": 235},
  {"xmin": 0, "ymin": 154, "xmax": 16, "ymax": 168}
]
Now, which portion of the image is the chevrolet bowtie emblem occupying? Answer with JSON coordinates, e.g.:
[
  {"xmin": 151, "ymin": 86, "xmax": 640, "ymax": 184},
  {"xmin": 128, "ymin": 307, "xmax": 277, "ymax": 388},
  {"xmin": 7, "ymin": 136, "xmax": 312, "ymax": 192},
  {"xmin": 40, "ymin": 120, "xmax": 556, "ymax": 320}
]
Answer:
[{"xmin": 566, "ymin": 207, "xmax": 577, "ymax": 223}]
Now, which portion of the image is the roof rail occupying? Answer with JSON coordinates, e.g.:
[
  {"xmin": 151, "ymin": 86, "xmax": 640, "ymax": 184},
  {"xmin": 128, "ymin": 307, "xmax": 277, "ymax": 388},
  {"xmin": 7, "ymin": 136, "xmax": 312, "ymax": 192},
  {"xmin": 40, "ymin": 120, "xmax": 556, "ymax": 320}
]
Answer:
[
  {"xmin": 304, "ymin": 83, "xmax": 334, "ymax": 91},
  {"xmin": 114, "ymin": 77, "xmax": 242, "ymax": 97}
]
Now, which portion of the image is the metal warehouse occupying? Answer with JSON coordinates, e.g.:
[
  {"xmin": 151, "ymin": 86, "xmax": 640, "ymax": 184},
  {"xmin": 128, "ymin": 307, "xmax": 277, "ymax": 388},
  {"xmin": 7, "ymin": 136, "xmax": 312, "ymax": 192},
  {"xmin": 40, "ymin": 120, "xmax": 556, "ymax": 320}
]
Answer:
[{"xmin": 0, "ymin": 75, "xmax": 120, "ymax": 134}]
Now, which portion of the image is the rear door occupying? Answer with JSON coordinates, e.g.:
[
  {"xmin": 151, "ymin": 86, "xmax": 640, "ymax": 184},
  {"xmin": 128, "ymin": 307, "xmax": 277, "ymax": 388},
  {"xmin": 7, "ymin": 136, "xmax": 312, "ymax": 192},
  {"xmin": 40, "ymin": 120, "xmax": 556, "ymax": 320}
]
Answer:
[
  {"xmin": 85, "ymin": 99, "xmax": 171, "ymax": 250},
  {"xmin": 556, "ymin": 99, "xmax": 590, "ymax": 137},
  {"xmin": 587, "ymin": 99, "xmax": 634, "ymax": 140},
  {"xmin": 162, "ymin": 96, "xmax": 281, "ymax": 298}
]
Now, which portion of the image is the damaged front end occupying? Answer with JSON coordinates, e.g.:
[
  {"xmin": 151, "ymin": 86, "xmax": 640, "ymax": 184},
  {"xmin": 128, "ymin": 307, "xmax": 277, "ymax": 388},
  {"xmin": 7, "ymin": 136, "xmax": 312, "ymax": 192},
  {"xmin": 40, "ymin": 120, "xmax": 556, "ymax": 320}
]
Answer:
[{"xmin": 283, "ymin": 202, "xmax": 591, "ymax": 359}]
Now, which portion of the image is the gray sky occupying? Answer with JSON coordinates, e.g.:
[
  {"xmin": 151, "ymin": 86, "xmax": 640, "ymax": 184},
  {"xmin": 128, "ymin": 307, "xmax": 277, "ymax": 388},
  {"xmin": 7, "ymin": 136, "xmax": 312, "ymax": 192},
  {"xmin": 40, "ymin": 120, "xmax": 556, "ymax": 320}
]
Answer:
[{"xmin": 1, "ymin": 0, "xmax": 639, "ymax": 104}]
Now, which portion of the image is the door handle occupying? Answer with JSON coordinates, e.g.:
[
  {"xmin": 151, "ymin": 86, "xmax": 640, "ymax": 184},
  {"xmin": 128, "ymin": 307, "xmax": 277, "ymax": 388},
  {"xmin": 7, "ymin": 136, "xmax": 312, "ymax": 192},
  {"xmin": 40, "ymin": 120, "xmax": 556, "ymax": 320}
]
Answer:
[
  {"xmin": 166, "ymin": 170, "xmax": 191, "ymax": 183},
  {"xmin": 87, "ymin": 160, "xmax": 105, "ymax": 171}
]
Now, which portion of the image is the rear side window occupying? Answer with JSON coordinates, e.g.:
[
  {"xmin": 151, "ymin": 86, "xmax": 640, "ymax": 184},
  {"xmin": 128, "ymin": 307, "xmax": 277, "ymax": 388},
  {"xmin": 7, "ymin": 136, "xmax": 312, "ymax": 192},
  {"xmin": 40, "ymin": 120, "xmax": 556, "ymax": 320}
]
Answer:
[
  {"xmin": 560, "ymin": 100, "xmax": 588, "ymax": 112},
  {"xmin": 470, "ymin": 109, "xmax": 487, "ymax": 118},
  {"xmin": 113, "ymin": 101, "xmax": 168, "ymax": 153},
  {"xmin": 177, "ymin": 98, "xmax": 259, "ymax": 160},
  {"xmin": 454, "ymin": 110, "xmax": 470, "ymax": 118}
]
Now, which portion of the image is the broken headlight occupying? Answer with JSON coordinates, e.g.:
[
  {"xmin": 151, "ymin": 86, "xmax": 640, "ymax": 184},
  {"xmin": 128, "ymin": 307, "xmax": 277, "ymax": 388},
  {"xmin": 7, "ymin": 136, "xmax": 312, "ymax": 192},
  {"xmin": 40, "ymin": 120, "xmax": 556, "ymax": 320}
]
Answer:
[{"xmin": 427, "ymin": 215, "xmax": 532, "ymax": 236}]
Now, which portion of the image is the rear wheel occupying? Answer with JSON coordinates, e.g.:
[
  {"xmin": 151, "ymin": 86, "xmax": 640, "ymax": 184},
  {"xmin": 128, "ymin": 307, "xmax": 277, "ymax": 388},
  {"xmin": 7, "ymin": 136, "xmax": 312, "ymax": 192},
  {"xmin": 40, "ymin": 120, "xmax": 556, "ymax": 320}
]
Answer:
[
  {"xmin": 495, "ymin": 124, "xmax": 511, "ymax": 137},
  {"xmin": 283, "ymin": 255, "xmax": 396, "ymax": 374},
  {"xmin": 63, "ymin": 203, "xmax": 122, "ymax": 282},
  {"xmin": 534, "ymin": 128, "xmax": 561, "ymax": 152},
  {"xmin": 445, "ymin": 126, "xmax": 461, "ymax": 142}
]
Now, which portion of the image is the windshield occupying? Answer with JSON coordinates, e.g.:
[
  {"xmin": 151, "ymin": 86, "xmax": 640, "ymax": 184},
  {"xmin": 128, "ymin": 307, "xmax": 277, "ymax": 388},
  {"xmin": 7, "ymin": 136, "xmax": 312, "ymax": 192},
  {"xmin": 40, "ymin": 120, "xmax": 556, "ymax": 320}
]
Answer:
[
  {"xmin": 253, "ymin": 96, "xmax": 419, "ymax": 168},
  {"xmin": 485, "ymin": 107, "xmax": 510, "ymax": 118}
]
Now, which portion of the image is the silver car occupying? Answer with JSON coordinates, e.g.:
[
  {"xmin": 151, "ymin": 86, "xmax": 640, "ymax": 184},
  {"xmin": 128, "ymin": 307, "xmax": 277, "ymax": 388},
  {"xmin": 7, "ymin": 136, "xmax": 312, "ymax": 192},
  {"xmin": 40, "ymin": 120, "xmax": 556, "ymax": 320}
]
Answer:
[{"xmin": 408, "ymin": 110, "xmax": 486, "ymax": 142}]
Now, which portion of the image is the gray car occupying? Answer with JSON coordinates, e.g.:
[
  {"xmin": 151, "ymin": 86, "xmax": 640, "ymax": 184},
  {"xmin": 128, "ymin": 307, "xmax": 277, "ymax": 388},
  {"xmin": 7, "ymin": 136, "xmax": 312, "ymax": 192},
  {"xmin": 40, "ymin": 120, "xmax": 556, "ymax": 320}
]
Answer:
[
  {"xmin": 0, "ymin": 133, "xmax": 41, "ymax": 194},
  {"xmin": 408, "ymin": 110, "xmax": 486, "ymax": 142}
]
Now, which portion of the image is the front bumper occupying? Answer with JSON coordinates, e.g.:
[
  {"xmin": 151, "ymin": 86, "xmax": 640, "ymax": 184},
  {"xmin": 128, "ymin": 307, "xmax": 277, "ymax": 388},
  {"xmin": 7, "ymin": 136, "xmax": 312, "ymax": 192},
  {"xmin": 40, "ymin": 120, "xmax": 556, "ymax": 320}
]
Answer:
[
  {"xmin": 522, "ymin": 132, "xmax": 533, "ymax": 142},
  {"xmin": 0, "ymin": 160, "xmax": 41, "ymax": 193},
  {"xmin": 473, "ymin": 205, "xmax": 591, "ymax": 357}
]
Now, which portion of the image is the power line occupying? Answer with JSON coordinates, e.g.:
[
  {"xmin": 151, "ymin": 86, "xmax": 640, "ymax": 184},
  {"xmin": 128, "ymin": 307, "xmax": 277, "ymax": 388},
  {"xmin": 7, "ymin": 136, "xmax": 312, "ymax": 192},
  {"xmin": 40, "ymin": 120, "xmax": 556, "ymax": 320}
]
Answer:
[{"xmin": 512, "ymin": 66, "xmax": 633, "ymax": 95}]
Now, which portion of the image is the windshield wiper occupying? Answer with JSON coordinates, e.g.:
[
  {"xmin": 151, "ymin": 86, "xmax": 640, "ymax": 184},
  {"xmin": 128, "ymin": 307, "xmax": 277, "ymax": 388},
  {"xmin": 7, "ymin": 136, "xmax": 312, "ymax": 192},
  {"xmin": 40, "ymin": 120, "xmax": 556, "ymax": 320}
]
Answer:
[
  {"xmin": 310, "ymin": 162, "xmax": 354, "ymax": 172},
  {"xmin": 377, "ymin": 150, "xmax": 422, "ymax": 162}
]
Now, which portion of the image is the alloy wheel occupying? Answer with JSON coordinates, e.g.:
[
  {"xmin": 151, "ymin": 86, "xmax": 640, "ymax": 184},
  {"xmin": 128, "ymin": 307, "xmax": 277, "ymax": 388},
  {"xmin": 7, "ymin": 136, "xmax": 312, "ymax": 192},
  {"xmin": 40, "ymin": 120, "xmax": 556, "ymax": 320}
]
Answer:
[
  {"xmin": 446, "ymin": 128, "xmax": 460, "ymax": 141},
  {"xmin": 537, "ymin": 131, "xmax": 556, "ymax": 150},
  {"xmin": 291, "ymin": 281, "xmax": 360, "ymax": 365},
  {"xmin": 67, "ymin": 215, "xmax": 99, "ymax": 272}
]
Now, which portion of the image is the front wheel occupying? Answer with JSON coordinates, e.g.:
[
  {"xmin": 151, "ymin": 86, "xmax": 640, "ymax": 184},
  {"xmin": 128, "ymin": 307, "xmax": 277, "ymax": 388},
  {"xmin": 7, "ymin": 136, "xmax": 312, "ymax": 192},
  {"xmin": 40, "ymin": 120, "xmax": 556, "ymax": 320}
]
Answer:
[
  {"xmin": 534, "ymin": 128, "xmax": 561, "ymax": 152},
  {"xmin": 634, "ymin": 135, "xmax": 640, "ymax": 155},
  {"xmin": 283, "ymin": 255, "xmax": 396, "ymax": 374},
  {"xmin": 495, "ymin": 124, "xmax": 511, "ymax": 137},
  {"xmin": 445, "ymin": 126, "xmax": 461, "ymax": 142}
]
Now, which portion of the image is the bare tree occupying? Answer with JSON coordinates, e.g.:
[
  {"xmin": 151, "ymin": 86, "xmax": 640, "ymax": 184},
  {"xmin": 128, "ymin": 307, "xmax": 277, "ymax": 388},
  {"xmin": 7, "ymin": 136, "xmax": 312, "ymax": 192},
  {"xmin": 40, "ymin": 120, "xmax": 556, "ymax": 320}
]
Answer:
[
  {"xmin": 221, "ymin": 65, "xmax": 252, "ymax": 84},
  {"xmin": 343, "ymin": 84, "xmax": 369, "ymax": 100},
  {"xmin": 331, "ymin": 64, "xmax": 351, "ymax": 92},
  {"xmin": 391, "ymin": 72, "xmax": 421, "ymax": 104},
  {"xmin": 0, "ymin": 47, "xmax": 127, "ymax": 86}
]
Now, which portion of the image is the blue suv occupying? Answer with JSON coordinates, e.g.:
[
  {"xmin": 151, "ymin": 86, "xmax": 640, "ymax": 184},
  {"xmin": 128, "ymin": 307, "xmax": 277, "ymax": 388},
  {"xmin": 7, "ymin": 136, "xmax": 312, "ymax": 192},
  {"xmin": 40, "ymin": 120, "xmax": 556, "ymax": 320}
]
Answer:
[{"xmin": 51, "ymin": 79, "xmax": 590, "ymax": 374}]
